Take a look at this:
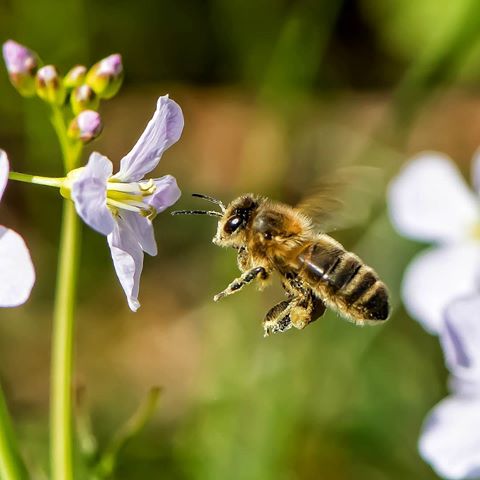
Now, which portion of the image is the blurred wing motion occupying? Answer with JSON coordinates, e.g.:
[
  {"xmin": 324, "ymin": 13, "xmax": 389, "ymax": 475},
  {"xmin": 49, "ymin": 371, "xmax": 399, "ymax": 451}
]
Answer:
[{"xmin": 295, "ymin": 166, "xmax": 384, "ymax": 232}]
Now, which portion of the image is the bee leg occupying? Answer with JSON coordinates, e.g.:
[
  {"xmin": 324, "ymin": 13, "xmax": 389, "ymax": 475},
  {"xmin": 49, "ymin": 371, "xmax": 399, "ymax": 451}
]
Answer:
[
  {"xmin": 236, "ymin": 246, "xmax": 250, "ymax": 272},
  {"xmin": 263, "ymin": 295, "xmax": 326, "ymax": 336},
  {"xmin": 213, "ymin": 266, "xmax": 269, "ymax": 302},
  {"xmin": 263, "ymin": 300, "xmax": 293, "ymax": 336},
  {"xmin": 289, "ymin": 295, "xmax": 326, "ymax": 330}
]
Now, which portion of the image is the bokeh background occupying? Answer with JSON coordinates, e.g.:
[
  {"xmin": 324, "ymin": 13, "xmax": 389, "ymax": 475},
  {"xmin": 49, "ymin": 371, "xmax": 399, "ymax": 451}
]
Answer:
[{"xmin": 1, "ymin": 0, "xmax": 480, "ymax": 478}]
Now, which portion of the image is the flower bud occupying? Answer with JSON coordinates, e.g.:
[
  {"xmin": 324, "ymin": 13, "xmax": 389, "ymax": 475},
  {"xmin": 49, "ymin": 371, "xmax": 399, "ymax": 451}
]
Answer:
[
  {"xmin": 70, "ymin": 84, "xmax": 99, "ymax": 114},
  {"xmin": 35, "ymin": 65, "xmax": 66, "ymax": 106},
  {"xmin": 67, "ymin": 110, "xmax": 103, "ymax": 143},
  {"xmin": 64, "ymin": 65, "xmax": 87, "ymax": 89},
  {"xmin": 2, "ymin": 40, "xmax": 38, "ymax": 97},
  {"xmin": 86, "ymin": 54, "xmax": 123, "ymax": 99}
]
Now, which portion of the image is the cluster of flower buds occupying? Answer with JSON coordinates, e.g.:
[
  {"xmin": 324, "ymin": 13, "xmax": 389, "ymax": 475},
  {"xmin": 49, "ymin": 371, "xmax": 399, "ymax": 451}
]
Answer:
[{"xmin": 2, "ymin": 40, "xmax": 124, "ymax": 144}]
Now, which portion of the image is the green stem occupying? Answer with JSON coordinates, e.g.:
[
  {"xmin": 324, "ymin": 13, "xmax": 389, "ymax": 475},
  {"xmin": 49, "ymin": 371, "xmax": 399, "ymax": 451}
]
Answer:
[
  {"xmin": 0, "ymin": 386, "xmax": 27, "ymax": 480},
  {"xmin": 95, "ymin": 388, "xmax": 162, "ymax": 479},
  {"xmin": 50, "ymin": 199, "xmax": 81, "ymax": 480},
  {"xmin": 49, "ymin": 105, "xmax": 83, "ymax": 480},
  {"xmin": 9, "ymin": 171, "xmax": 64, "ymax": 188},
  {"xmin": 50, "ymin": 107, "xmax": 82, "ymax": 172},
  {"xmin": 50, "ymin": 107, "xmax": 70, "ymax": 165}
]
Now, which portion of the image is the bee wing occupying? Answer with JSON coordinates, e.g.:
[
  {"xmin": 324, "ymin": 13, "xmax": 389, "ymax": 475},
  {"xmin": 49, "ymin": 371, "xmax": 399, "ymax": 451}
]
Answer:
[{"xmin": 295, "ymin": 166, "xmax": 384, "ymax": 232}]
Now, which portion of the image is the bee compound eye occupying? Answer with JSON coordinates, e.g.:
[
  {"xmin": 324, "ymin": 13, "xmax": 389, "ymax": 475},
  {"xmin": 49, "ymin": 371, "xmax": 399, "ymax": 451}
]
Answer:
[{"xmin": 224, "ymin": 215, "xmax": 242, "ymax": 234}]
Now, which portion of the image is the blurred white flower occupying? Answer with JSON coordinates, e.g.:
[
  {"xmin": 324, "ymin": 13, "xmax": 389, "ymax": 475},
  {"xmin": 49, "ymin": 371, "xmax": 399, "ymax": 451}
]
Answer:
[
  {"xmin": 0, "ymin": 150, "xmax": 35, "ymax": 306},
  {"xmin": 419, "ymin": 294, "xmax": 480, "ymax": 479},
  {"xmin": 388, "ymin": 152, "xmax": 480, "ymax": 333}
]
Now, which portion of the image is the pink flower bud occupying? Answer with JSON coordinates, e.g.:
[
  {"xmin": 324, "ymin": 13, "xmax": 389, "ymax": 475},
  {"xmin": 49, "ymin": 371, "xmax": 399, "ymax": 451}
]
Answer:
[
  {"xmin": 2, "ymin": 40, "xmax": 38, "ymax": 97},
  {"xmin": 64, "ymin": 65, "xmax": 87, "ymax": 89},
  {"xmin": 86, "ymin": 54, "xmax": 123, "ymax": 99},
  {"xmin": 70, "ymin": 84, "xmax": 99, "ymax": 114},
  {"xmin": 68, "ymin": 110, "xmax": 103, "ymax": 143},
  {"xmin": 98, "ymin": 54, "xmax": 122, "ymax": 77},
  {"xmin": 35, "ymin": 65, "xmax": 66, "ymax": 106}
]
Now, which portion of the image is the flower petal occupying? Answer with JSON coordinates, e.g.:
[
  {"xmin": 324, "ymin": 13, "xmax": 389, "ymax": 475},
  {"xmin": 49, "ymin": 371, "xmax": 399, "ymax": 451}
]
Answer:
[
  {"xmin": 0, "ymin": 226, "xmax": 35, "ymax": 307},
  {"xmin": 472, "ymin": 148, "xmax": 480, "ymax": 195},
  {"xmin": 72, "ymin": 152, "xmax": 115, "ymax": 236},
  {"xmin": 388, "ymin": 153, "xmax": 478, "ymax": 243},
  {"xmin": 120, "ymin": 211, "xmax": 157, "ymax": 256},
  {"xmin": 419, "ymin": 395, "xmax": 480, "ymax": 480},
  {"xmin": 107, "ymin": 216, "xmax": 144, "ymax": 311},
  {"xmin": 0, "ymin": 149, "xmax": 9, "ymax": 201},
  {"xmin": 402, "ymin": 244, "xmax": 480, "ymax": 334},
  {"xmin": 441, "ymin": 295, "xmax": 480, "ymax": 384},
  {"xmin": 114, "ymin": 95, "xmax": 184, "ymax": 182},
  {"xmin": 148, "ymin": 175, "xmax": 181, "ymax": 213}
]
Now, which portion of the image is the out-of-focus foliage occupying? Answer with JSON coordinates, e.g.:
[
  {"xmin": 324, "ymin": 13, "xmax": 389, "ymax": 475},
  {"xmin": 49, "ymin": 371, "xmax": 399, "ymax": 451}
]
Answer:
[
  {"xmin": 1, "ymin": 0, "xmax": 480, "ymax": 478},
  {"xmin": 362, "ymin": 0, "xmax": 480, "ymax": 83}
]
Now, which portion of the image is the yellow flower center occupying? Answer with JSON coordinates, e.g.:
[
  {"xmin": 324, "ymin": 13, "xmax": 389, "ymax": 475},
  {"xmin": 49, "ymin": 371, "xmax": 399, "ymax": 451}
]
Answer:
[{"xmin": 61, "ymin": 168, "xmax": 157, "ymax": 220}]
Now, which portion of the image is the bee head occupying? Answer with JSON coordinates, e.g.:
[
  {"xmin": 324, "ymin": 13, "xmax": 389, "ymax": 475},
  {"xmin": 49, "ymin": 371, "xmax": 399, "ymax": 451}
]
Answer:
[
  {"xmin": 171, "ymin": 193, "xmax": 261, "ymax": 248},
  {"xmin": 211, "ymin": 194, "xmax": 260, "ymax": 247}
]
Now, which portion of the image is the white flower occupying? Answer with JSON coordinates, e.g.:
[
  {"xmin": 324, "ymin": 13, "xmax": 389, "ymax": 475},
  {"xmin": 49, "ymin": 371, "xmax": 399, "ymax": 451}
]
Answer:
[
  {"xmin": 67, "ymin": 95, "xmax": 183, "ymax": 311},
  {"xmin": 419, "ymin": 294, "xmax": 480, "ymax": 479},
  {"xmin": 0, "ymin": 150, "xmax": 35, "ymax": 306},
  {"xmin": 388, "ymin": 152, "xmax": 480, "ymax": 333}
]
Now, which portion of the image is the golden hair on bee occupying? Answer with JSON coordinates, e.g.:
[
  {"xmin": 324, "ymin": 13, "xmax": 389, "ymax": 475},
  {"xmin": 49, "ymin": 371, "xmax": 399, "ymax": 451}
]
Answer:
[{"xmin": 173, "ymin": 192, "xmax": 389, "ymax": 336}]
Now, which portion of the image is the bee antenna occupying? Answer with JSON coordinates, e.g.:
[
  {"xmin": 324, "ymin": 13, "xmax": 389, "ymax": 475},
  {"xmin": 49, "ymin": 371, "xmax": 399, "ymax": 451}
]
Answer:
[
  {"xmin": 171, "ymin": 209, "xmax": 223, "ymax": 218},
  {"xmin": 191, "ymin": 193, "xmax": 226, "ymax": 212}
]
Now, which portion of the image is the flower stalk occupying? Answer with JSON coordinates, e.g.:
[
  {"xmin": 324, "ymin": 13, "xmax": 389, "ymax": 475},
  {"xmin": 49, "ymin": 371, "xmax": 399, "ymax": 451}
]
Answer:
[
  {"xmin": 49, "ymin": 109, "xmax": 82, "ymax": 480},
  {"xmin": 8, "ymin": 171, "xmax": 63, "ymax": 188},
  {"xmin": 0, "ymin": 385, "xmax": 27, "ymax": 480},
  {"xmin": 50, "ymin": 199, "xmax": 81, "ymax": 480}
]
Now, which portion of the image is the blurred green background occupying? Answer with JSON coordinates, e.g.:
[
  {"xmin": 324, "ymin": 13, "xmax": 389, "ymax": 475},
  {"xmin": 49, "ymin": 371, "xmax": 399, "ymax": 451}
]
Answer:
[{"xmin": 2, "ymin": 0, "xmax": 480, "ymax": 478}]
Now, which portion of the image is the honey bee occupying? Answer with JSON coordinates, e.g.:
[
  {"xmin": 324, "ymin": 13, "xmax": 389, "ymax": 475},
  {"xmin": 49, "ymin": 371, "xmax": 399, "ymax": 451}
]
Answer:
[{"xmin": 173, "ymin": 192, "xmax": 389, "ymax": 336}]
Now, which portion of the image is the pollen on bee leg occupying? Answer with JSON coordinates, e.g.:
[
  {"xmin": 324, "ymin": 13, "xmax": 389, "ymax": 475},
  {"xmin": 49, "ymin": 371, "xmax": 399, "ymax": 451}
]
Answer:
[{"xmin": 290, "ymin": 307, "xmax": 311, "ymax": 330}]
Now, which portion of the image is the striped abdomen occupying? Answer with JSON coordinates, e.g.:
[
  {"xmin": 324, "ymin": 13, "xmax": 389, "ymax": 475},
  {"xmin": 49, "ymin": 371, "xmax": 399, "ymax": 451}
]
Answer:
[{"xmin": 297, "ymin": 237, "xmax": 389, "ymax": 324}]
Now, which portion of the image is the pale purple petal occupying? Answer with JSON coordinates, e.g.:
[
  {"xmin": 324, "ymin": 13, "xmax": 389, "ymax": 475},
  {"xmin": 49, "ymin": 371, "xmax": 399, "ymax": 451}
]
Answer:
[
  {"xmin": 71, "ymin": 152, "xmax": 115, "ymax": 236},
  {"xmin": 402, "ymin": 244, "xmax": 480, "ymax": 334},
  {"xmin": 114, "ymin": 95, "xmax": 184, "ymax": 182},
  {"xmin": 0, "ymin": 150, "xmax": 9, "ymax": 201},
  {"xmin": 441, "ymin": 295, "xmax": 480, "ymax": 384},
  {"xmin": 0, "ymin": 226, "xmax": 35, "ymax": 307},
  {"xmin": 107, "ymin": 216, "xmax": 143, "ymax": 311},
  {"xmin": 120, "ymin": 211, "xmax": 157, "ymax": 256},
  {"xmin": 472, "ymin": 148, "xmax": 480, "ymax": 195},
  {"xmin": 388, "ymin": 153, "xmax": 478, "ymax": 243},
  {"xmin": 148, "ymin": 175, "xmax": 181, "ymax": 213},
  {"xmin": 419, "ymin": 395, "xmax": 480, "ymax": 479}
]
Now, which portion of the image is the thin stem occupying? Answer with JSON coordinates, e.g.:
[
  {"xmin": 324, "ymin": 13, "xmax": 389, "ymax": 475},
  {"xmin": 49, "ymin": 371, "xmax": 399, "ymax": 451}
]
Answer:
[
  {"xmin": 95, "ymin": 388, "xmax": 162, "ymax": 479},
  {"xmin": 50, "ymin": 199, "xmax": 81, "ymax": 480},
  {"xmin": 50, "ymin": 107, "xmax": 70, "ymax": 166},
  {"xmin": 50, "ymin": 106, "xmax": 82, "ymax": 172},
  {"xmin": 9, "ymin": 171, "xmax": 64, "ymax": 188},
  {"xmin": 0, "ymin": 385, "xmax": 27, "ymax": 480},
  {"xmin": 49, "ymin": 107, "xmax": 83, "ymax": 480}
]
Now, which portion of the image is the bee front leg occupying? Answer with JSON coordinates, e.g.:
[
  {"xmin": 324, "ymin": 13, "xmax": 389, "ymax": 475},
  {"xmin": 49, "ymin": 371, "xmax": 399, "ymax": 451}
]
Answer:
[
  {"xmin": 236, "ymin": 246, "xmax": 250, "ymax": 272},
  {"xmin": 213, "ymin": 266, "xmax": 269, "ymax": 302}
]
